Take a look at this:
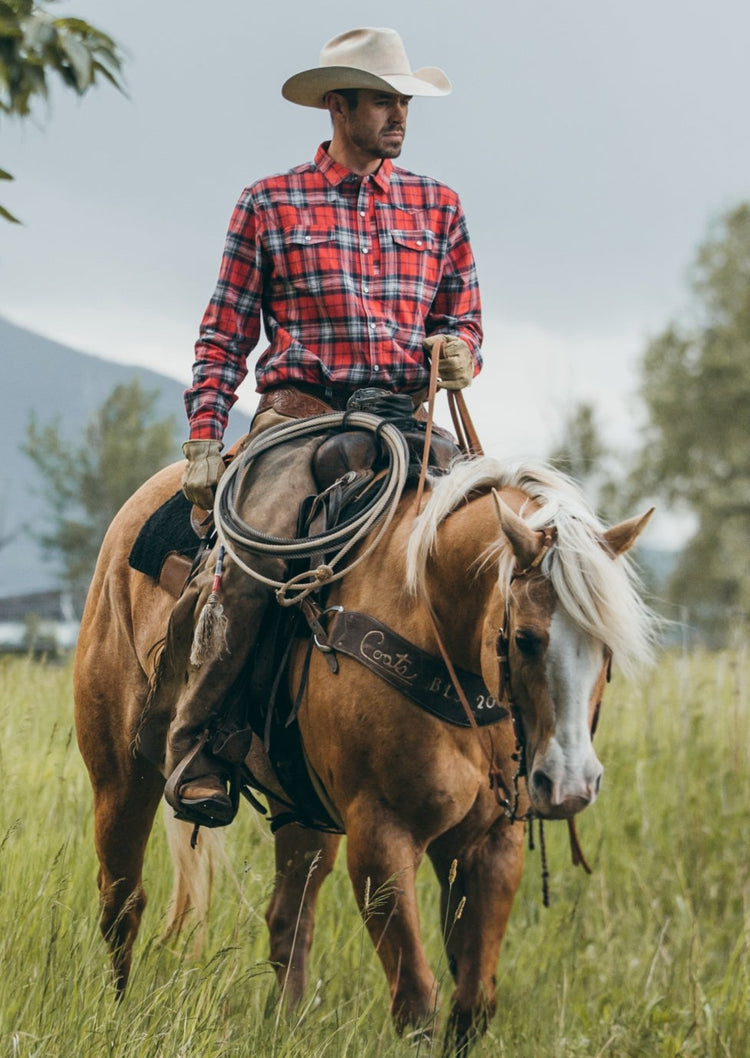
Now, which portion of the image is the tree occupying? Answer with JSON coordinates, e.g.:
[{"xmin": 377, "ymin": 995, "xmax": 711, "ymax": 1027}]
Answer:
[
  {"xmin": 631, "ymin": 202, "xmax": 750, "ymax": 635},
  {"xmin": 24, "ymin": 380, "xmax": 178, "ymax": 602},
  {"xmin": 1, "ymin": 0, "xmax": 123, "ymax": 221},
  {"xmin": 548, "ymin": 400, "xmax": 622, "ymax": 522}
]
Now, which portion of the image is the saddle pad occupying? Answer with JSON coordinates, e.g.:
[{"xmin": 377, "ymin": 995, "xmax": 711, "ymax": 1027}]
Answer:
[{"xmin": 128, "ymin": 490, "xmax": 203, "ymax": 580}]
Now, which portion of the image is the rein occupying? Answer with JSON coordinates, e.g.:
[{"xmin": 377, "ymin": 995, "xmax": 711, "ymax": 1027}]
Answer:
[
  {"xmin": 412, "ymin": 353, "xmax": 531, "ymax": 816},
  {"xmin": 414, "ymin": 354, "xmax": 559, "ymax": 820},
  {"xmin": 412, "ymin": 347, "xmax": 521, "ymax": 807},
  {"xmin": 413, "ymin": 337, "xmax": 484, "ymax": 514},
  {"xmin": 413, "ymin": 393, "xmax": 593, "ymax": 898}
]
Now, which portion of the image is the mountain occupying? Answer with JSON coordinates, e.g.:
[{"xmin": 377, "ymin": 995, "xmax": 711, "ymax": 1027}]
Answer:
[
  {"xmin": 0, "ymin": 317, "xmax": 192, "ymax": 596},
  {"xmin": 0, "ymin": 316, "xmax": 681, "ymax": 603}
]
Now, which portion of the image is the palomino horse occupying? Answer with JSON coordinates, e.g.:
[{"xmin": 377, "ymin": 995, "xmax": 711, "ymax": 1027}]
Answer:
[{"xmin": 74, "ymin": 444, "xmax": 654, "ymax": 1050}]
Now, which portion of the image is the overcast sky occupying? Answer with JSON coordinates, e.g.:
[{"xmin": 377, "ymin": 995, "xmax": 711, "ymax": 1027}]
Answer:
[{"xmin": 2, "ymin": 0, "xmax": 749, "ymax": 519}]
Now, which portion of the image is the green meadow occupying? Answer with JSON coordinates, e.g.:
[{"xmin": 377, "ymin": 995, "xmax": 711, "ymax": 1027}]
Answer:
[{"xmin": 0, "ymin": 648, "xmax": 748, "ymax": 1057}]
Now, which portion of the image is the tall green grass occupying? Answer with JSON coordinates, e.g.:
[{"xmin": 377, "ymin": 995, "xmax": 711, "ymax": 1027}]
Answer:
[{"xmin": 0, "ymin": 648, "xmax": 747, "ymax": 1057}]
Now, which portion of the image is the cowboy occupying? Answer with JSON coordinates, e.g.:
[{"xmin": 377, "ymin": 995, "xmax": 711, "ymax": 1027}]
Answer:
[{"xmin": 165, "ymin": 26, "xmax": 484, "ymax": 825}]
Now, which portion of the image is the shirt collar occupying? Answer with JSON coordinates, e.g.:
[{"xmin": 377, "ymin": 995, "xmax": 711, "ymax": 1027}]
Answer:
[{"xmin": 315, "ymin": 143, "xmax": 393, "ymax": 193}]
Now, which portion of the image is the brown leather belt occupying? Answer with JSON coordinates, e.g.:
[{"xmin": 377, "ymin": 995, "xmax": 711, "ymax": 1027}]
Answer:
[{"xmin": 256, "ymin": 383, "xmax": 426, "ymax": 420}]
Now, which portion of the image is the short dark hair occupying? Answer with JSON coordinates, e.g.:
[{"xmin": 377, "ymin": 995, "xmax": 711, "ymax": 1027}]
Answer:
[{"xmin": 334, "ymin": 88, "xmax": 359, "ymax": 110}]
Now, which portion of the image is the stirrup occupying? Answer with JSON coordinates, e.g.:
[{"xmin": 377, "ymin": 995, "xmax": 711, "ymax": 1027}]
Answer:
[{"xmin": 164, "ymin": 733, "xmax": 240, "ymax": 828}]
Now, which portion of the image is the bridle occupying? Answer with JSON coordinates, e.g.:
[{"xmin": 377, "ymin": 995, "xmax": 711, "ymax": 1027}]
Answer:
[
  {"xmin": 494, "ymin": 527, "xmax": 556, "ymax": 708},
  {"xmin": 421, "ymin": 526, "xmax": 556, "ymax": 824},
  {"xmin": 422, "ymin": 514, "xmax": 611, "ymax": 900}
]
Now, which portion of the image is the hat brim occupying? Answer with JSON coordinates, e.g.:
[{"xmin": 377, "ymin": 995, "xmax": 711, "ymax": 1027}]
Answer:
[{"xmin": 281, "ymin": 66, "xmax": 451, "ymax": 108}]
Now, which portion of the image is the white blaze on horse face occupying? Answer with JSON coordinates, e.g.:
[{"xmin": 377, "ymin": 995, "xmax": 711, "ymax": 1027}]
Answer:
[{"xmin": 530, "ymin": 609, "xmax": 604, "ymax": 817}]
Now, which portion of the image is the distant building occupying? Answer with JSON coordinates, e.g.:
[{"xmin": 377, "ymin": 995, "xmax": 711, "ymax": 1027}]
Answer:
[{"xmin": 0, "ymin": 589, "xmax": 79, "ymax": 654}]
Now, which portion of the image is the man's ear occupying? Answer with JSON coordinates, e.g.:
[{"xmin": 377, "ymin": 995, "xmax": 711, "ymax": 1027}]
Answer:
[{"xmin": 325, "ymin": 91, "xmax": 346, "ymax": 120}]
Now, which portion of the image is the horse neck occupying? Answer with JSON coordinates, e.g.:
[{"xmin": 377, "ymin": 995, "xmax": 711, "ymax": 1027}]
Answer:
[{"xmin": 419, "ymin": 491, "xmax": 507, "ymax": 671}]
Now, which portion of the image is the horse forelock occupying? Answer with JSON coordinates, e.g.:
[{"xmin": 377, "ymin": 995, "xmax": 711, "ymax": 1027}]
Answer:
[{"xmin": 405, "ymin": 457, "xmax": 657, "ymax": 679}]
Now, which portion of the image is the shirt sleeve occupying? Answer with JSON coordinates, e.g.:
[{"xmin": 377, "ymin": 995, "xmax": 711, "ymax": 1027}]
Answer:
[
  {"xmin": 425, "ymin": 197, "xmax": 483, "ymax": 375},
  {"xmin": 184, "ymin": 188, "xmax": 264, "ymax": 440}
]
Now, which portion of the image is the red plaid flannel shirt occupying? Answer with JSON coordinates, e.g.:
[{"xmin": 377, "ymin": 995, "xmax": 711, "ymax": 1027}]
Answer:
[{"xmin": 186, "ymin": 143, "xmax": 483, "ymax": 439}]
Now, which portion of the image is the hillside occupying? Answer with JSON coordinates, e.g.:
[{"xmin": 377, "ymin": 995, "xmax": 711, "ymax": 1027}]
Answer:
[
  {"xmin": 0, "ymin": 318, "xmax": 202, "ymax": 596},
  {"xmin": 0, "ymin": 316, "xmax": 678, "ymax": 603}
]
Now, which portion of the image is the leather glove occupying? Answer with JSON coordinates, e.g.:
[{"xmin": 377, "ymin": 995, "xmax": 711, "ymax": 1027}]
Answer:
[
  {"xmin": 423, "ymin": 335, "xmax": 474, "ymax": 390},
  {"xmin": 181, "ymin": 439, "xmax": 225, "ymax": 509}
]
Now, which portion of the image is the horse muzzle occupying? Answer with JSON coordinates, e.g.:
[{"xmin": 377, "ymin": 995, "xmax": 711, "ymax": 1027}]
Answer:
[{"xmin": 527, "ymin": 743, "xmax": 604, "ymax": 820}]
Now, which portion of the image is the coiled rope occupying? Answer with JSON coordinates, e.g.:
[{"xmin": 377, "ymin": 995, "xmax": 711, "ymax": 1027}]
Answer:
[{"xmin": 213, "ymin": 411, "xmax": 411, "ymax": 606}]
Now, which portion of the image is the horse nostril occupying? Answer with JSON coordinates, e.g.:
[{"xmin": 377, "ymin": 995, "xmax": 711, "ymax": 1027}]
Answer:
[
  {"xmin": 531, "ymin": 770, "xmax": 553, "ymax": 801},
  {"xmin": 594, "ymin": 773, "xmax": 602, "ymax": 795}
]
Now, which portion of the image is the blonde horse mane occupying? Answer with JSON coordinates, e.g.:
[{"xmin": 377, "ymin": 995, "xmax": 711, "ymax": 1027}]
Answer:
[{"xmin": 406, "ymin": 457, "xmax": 657, "ymax": 679}]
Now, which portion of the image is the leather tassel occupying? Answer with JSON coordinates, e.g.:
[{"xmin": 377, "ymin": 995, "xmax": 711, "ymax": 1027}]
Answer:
[{"xmin": 190, "ymin": 546, "xmax": 228, "ymax": 666}]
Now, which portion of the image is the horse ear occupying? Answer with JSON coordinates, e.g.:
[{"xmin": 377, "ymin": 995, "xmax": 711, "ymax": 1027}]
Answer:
[
  {"xmin": 492, "ymin": 490, "xmax": 545, "ymax": 570},
  {"xmin": 602, "ymin": 508, "xmax": 655, "ymax": 556}
]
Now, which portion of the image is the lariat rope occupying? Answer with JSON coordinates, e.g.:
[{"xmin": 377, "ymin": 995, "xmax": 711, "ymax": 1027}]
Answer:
[{"xmin": 213, "ymin": 411, "xmax": 410, "ymax": 606}]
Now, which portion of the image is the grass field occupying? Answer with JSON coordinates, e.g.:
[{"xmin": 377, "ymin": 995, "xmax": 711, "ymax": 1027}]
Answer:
[{"xmin": 0, "ymin": 647, "xmax": 748, "ymax": 1057}]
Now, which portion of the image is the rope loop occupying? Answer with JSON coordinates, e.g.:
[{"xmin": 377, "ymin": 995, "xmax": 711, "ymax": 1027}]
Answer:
[
  {"xmin": 213, "ymin": 411, "xmax": 410, "ymax": 601},
  {"xmin": 275, "ymin": 565, "xmax": 335, "ymax": 607}
]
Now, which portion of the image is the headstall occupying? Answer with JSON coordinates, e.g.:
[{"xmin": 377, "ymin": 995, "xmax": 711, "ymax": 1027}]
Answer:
[{"xmin": 492, "ymin": 525, "xmax": 557, "ymax": 820}]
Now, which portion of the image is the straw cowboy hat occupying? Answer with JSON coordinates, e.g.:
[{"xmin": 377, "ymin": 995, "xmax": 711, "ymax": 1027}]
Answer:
[{"xmin": 281, "ymin": 27, "xmax": 452, "ymax": 109}]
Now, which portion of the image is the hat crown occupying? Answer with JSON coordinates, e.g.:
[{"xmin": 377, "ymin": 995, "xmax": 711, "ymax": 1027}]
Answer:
[
  {"xmin": 281, "ymin": 27, "xmax": 451, "ymax": 109},
  {"xmin": 319, "ymin": 27, "xmax": 412, "ymax": 77}
]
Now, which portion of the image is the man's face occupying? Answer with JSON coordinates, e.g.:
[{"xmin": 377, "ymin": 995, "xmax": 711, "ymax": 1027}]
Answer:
[{"xmin": 338, "ymin": 89, "xmax": 411, "ymax": 162}]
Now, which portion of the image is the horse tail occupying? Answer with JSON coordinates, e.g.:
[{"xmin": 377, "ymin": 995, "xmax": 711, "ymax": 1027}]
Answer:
[{"xmin": 160, "ymin": 807, "xmax": 222, "ymax": 953}]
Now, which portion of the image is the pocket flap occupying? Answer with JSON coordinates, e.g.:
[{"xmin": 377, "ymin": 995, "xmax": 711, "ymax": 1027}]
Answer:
[{"xmin": 390, "ymin": 229, "xmax": 433, "ymax": 251}]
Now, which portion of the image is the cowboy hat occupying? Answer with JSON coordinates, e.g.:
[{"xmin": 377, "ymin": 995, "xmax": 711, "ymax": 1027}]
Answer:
[{"xmin": 281, "ymin": 27, "xmax": 452, "ymax": 109}]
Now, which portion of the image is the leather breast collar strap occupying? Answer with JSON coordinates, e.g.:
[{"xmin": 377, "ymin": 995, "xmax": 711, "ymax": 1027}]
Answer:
[{"xmin": 314, "ymin": 607, "xmax": 510, "ymax": 729}]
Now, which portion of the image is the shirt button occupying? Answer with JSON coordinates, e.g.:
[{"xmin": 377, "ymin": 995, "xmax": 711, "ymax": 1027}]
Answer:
[
  {"xmin": 305, "ymin": 235, "xmax": 311, "ymax": 241},
  {"xmin": 360, "ymin": 211, "xmax": 366, "ymax": 217},
  {"xmin": 362, "ymin": 247, "xmax": 369, "ymax": 254},
  {"xmin": 416, "ymin": 240, "xmax": 423, "ymax": 247},
  {"xmin": 373, "ymin": 365, "xmax": 380, "ymax": 373},
  {"xmin": 363, "ymin": 285, "xmax": 369, "ymax": 293}
]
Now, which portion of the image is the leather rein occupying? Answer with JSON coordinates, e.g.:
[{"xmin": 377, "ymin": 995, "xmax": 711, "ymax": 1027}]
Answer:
[
  {"xmin": 412, "ymin": 347, "xmax": 594, "ymax": 880},
  {"xmin": 414, "ymin": 339, "xmax": 532, "ymax": 820}
]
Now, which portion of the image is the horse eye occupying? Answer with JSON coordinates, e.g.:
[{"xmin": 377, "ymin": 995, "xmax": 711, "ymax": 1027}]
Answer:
[{"xmin": 515, "ymin": 629, "xmax": 543, "ymax": 656}]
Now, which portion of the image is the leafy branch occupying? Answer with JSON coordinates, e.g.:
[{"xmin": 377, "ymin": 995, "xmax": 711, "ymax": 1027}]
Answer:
[{"xmin": 1, "ymin": 0, "xmax": 125, "ymax": 221}]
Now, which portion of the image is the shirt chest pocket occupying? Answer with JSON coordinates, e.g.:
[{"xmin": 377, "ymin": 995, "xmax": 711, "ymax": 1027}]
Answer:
[
  {"xmin": 278, "ymin": 225, "xmax": 340, "ymax": 289},
  {"xmin": 385, "ymin": 229, "xmax": 439, "ymax": 296}
]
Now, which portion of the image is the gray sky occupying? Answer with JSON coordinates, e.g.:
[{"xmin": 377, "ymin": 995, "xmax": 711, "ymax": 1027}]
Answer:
[{"xmin": 2, "ymin": 0, "xmax": 749, "ymax": 539}]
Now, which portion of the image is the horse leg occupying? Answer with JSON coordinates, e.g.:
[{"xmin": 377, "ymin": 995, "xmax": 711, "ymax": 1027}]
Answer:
[
  {"xmin": 75, "ymin": 665, "xmax": 165, "ymax": 993},
  {"xmin": 265, "ymin": 806, "xmax": 341, "ymax": 1009},
  {"xmin": 427, "ymin": 817, "xmax": 525, "ymax": 1052},
  {"xmin": 345, "ymin": 803, "xmax": 438, "ymax": 1036},
  {"xmin": 86, "ymin": 765, "xmax": 164, "ymax": 993},
  {"xmin": 92, "ymin": 760, "xmax": 164, "ymax": 993}
]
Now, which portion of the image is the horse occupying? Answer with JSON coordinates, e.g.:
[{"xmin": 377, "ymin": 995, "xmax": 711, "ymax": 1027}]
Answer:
[{"xmin": 73, "ymin": 433, "xmax": 655, "ymax": 1051}]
